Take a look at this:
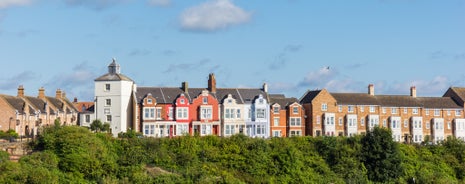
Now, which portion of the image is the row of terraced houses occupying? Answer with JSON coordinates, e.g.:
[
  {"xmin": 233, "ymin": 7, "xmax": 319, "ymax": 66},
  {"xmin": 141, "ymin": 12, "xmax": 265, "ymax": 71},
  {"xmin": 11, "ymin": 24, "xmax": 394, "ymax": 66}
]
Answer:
[
  {"xmin": 73, "ymin": 60, "xmax": 465, "ymax": 144},
  {"xmin": 2, "ymin": 60, "xmax": 465, "ymax": 144}
]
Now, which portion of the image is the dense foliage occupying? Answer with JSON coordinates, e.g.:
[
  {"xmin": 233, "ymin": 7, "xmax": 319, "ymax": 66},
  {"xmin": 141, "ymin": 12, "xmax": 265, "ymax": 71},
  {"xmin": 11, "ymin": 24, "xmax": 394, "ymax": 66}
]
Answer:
[{"xmin": 0, "ymin": 125, "xmax": 464, "ymax": 183}]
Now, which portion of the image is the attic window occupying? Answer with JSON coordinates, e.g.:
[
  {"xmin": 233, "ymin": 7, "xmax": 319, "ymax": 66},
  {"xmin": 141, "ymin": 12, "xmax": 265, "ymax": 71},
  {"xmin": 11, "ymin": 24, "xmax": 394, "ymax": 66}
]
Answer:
[
  {"xmin": 228, "ymin": 99, "xmax": 232, "ymax": 103},
  {"xmin": 147, "ymin": 99, "xmax": 152, "ymax": 104},
  {"xmin": 180, "ymin": 99, "xmax": 185, "ymax": 104},
  {"xmin": 203, "ymin": 97, "xmax": 208, "ymax": 104}
]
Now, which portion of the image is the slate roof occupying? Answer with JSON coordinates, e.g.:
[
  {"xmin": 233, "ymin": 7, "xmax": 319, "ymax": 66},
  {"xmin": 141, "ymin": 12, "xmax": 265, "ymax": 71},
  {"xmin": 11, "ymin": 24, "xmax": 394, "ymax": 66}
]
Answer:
[
  {"xmin": 269, "ymin": 95, "xmax": 299, "ymax": 108},
  {"xmin": 416, "ymin": 97, "xmax": 462, "ymax": 109},
  {"xmin": 1, "ymin": 95, "xmax": 26, "ymax": 114},
  {"xmin": 135, "ymin": 87, "xmax": 267, "ymax": 104},
  {"xmin": 25, "ymin": 96, "xmax": 47, "ymax": 113},
  {"xmin": 299, "ymin": 90, "xmax": 322, "ymax": 104},
  {"xmin": 331, "ymin": 93, "xmax": 380, "ymax": 105},
  {"xmin": 94, "ymin": 73, "xmax": 133, "ymax": 82},
  {"xmin": 46, "ymin": 97, "xmax": 65, "ymax": 113},
  {"xmin": 375, "ymin": 95, "xmax": 420, "ymax": 107},
  {"xmin": 449, "ymin": 87, "xmax": 465, "ymax": 101}
]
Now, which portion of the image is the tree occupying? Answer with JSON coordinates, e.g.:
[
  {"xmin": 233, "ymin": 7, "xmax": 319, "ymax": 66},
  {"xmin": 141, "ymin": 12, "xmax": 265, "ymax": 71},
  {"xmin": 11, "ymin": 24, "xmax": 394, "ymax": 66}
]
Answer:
[
  {"xmin": 102, "ymin": 123, "xmax": 111, "ymax": 133},
  {"xmin": 361, "ymin": 127, "xmax": 403, "ymax": 182},
  {"xmin": 90, "ymin": 120, "xmax": 104, "ymax": 132}
]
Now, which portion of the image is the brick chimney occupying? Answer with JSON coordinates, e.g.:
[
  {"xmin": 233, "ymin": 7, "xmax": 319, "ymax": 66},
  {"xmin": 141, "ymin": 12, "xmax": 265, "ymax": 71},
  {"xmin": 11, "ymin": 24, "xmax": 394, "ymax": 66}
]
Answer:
[
  {"xmin": 208, "ymin": 73, "xmax": 216, "ymax": 93},
  {"xmin": 410, "ymin": 86, "xmax": 417, "ymax": 98},
  {"xmin": 17, "ymin": 85, "xmax": 25, "ymax": 97},
  {"xmin": 56, "ymin": 89, "xmax": 62, "ymax": 100},
  {"xmin": 182, "ymin": 82, "xmax": 188, "ymax": 93},
  {"xmin": 368, "ymin": 84, "xmax": 374, "ymax": 96},
  {"xmin": 38, "ymin": 87, "xmax": 45, "ymax": 99},
  {"xmin": 73, "ymin": 97, "xmax": 78, "ymax": 103}
]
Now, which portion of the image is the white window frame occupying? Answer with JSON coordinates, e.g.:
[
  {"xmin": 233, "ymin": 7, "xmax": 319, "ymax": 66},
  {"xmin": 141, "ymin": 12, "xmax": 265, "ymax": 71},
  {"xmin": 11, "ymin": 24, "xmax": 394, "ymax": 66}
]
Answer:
[
  {"xmin": 156, "ymin": 107, "xmax": 162, "ymax": 120},
  {"xmin": 293, "ymin": 106, "xmax": 299, "ymax": 114},
  {"xmin": 456, "ymin": 110, "xmax": 462, "ymax": 116},
  {"xmin": 348, "ymin": 105, "xmax": 354, "ymax": 113},
  {"xmin": 290, "ymin": 130, "xmax": 301, "ymax": 137},
  {"xmin": 274, "ymin": 118, "xmax": 279, "ymax": 126},
  {"xmin": 434, "ymin": 109, "xmax": 440, "ymax": 116},
  {"xmin": 370, "ymin": 106, "xmax": 375, "ymax": 113},
  {"xmin": 144, "ymin": 107, "xmax": 155, "ymax": 119},
  {"xmin": 321, "ymin": 103, "xmax": 327, "ymax": 111},
  {"xmin": 106, "ymin": 115, "xmax": 112, "ymax": 122},
  {"xmin": 273, "ymin": 106, "xmax": 280, "ymax": 114},
  {"xmin": 391, "ymin": 108, "xmax": 397, "ymax": 114},
  {"xmin": 290, "ymin": 117, "xmax": 301, "ymax": 126},
  {"xmin": 200, "ymin": 107, "xmax": 212, "ymax": 120},
  {"xmin": 105, "ymin": 99, "xmax": 111, "ymax": 106},
  {"xmin": 168, "ymin": 107, "xmax": 174, "ymax": 120},
  {"xmin": 338, "ymin": 105, "xmax": 342, "ymax": 112},
  {"xmin": 412, "ymin": 108, "xmax": 418, "ymax": 114},
  {"xmin": 176, "ymin": 107, "xmax": 189, "ymax": 120},
  {"xmin": 85, "ymin": 115, "xmax": 90, "ymax": 123},
  {"xmin": 256, "ymin": 109, "xmax": 266, "ymax": 119},
  {"xmin": 105, "ymin": 84, "xmax": 110, "ymax": 91}
]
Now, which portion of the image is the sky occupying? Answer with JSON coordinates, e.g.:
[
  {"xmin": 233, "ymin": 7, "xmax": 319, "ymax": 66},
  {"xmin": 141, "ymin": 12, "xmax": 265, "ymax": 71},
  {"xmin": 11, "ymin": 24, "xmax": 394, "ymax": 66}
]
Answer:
[{"xmin": 0, "ymin": 0, "xmax": 464, "ymax": 101}]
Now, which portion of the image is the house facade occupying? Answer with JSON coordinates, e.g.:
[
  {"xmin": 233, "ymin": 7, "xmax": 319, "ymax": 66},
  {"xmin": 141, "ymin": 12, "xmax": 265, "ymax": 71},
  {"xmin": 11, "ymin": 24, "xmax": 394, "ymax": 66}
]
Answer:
[
  {"xmin": 0, "ymin": 86, "xmax": 77, "ymax": 138},
  {"xmin": 300, "ymin": 84, "xmax": 465, "ymax": 143}
]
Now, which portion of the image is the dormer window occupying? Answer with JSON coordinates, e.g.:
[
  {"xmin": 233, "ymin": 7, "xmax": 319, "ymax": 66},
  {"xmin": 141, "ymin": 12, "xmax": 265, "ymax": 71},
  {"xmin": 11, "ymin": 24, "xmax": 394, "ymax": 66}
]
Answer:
[
  {"xmin": 147, "ymin": 99, "xmax": 153, "ymax": 104},
  {"xmin": 203, "ymin": 97, "xmax": 208, "ymax": 104},
  {"xmin": 293, "ymin": 107, "xmax": 299, "ymax": 114},
  {"xmin": 228, "ymin": 99, "xmax": 232, "ymax": 103},
  {"xmin": 259, "ymin": 99, "xmax": 264, "ymax": 104},
  {"xmin": 273, "ymin": 106, "xmax": 280, "ymax": 114},
  {"xmin": 180, "ymin": 99, "xmax": 185, "ymax": 104}
]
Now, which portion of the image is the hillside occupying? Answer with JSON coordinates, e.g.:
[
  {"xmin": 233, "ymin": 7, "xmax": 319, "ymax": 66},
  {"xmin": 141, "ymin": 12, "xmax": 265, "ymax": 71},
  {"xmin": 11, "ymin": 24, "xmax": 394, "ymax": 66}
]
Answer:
[{"xmin": 0, "ymin": 125, "xmax": 464, "ymax": 183}]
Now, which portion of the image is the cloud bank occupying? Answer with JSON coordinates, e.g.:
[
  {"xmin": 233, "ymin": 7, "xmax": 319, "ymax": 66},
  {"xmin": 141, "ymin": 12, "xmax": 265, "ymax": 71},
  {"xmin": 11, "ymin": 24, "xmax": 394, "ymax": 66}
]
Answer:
[{"xmin": 179, "ymin": 0, "xmax": 251, "ymax": 32}]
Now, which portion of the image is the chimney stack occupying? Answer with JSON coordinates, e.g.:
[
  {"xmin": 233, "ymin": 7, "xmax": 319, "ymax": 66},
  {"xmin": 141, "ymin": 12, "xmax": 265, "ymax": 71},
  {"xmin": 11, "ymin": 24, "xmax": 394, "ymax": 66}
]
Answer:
[
  {"xmin": 263, "ymin": 83, "xmax": 268, "ymax": 93},
  {"xmin": 368, "ymin": 84, "xmax": 374, "ymax": 96},
  {"xmin": 38, "ymin": 87, "xmax": 45, "ymax": 99},
  {"xmin": 17, "ymin": 85, "xmax": 25, "ymax": 97},
  {"xmin": 74, "ymin": 97, "xmax": 78, "ymax": 103},
  {"xmin": 182, "ymin": 82, "xmax": 188, "ymax": 93},
  {"xmin": 208, "ymin": 73, "xmax": 217, "ymax": 93},
  {"xmin": 56, "ymin": 89, "xmax": 62, "ymax": 99},
  {"xmin": 410, "ymin": 86, "xmax": 417, "ymax": 98}
]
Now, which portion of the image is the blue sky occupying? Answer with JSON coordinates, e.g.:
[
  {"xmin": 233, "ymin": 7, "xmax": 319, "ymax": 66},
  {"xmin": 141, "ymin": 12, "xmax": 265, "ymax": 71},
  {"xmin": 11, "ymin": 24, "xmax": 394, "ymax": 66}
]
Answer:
[{"xmin": 0, "ymin": 0, "xmax": 464, "ymax": 101}]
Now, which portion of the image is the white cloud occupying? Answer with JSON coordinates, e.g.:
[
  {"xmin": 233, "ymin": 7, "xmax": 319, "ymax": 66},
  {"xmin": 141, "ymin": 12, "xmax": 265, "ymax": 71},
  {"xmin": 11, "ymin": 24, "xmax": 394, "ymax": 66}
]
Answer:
[
  {"xmin": 179, "ymin": 0, "xmax": 251, "ymax": 32},
  {"xmin": 147, "ymin": 0, "xmax": 171, "ymax": 7},
  {"xmin": 299, "ymin": 67, "xmax": 338, "ymax": 87},
  {"xmin": 0, "ymin": 0, "xmax": 33, "ymax": 9}
]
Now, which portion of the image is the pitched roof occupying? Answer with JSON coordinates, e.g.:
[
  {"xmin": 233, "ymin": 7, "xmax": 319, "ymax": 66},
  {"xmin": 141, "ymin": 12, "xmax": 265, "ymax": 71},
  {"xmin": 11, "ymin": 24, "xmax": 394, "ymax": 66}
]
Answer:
[
  {"xmin": 376, "ymin": 95, "xmax": 420, "ymax": 107},
  {"xmin": 270, "ymin": 95, "xmax": 299, "ymax": 107},
  {"xmin": 416, "ymin": 97, "xmax": 462, "ymax": 109},
  {"xmin": 1, "ymin": 95, "xmax": 26, "ymax": 114},
  {"xmin": 331, "ymin": 93, "xmax": 380, "ymax": 105},
  {"xmin": 299, "ymin": 90, "xmax": 322, "ymax": 104},
  {"xmin": 94, "ymin": 73, "xmax": 133, "ymax": 82},
  {"xmin": 449, "ymin": 87, "xmax": 465, "ymax": 100},
  {"xmin": 73, "ymin": 102, "xmax": 94, "ymax": 113},
  {"xmin": 135, "ymin": 87, "xmax": 267, "ymax": 105},
  {"xmin": 25, "ymin": 96, "xmax": 47, "ymax": 113}
]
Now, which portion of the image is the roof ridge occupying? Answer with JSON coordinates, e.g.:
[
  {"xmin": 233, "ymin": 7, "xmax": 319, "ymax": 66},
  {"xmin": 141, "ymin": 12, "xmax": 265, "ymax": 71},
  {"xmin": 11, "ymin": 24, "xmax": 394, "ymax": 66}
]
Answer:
[{"xmin": 236, "ymin": 88, "xmax": 244, "ymax": 103}]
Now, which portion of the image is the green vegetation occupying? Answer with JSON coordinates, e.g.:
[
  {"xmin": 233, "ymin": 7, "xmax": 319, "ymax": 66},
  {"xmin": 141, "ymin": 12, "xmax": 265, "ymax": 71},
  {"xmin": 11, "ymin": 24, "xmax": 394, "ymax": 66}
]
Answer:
[{"xmin": 0, "ymin": 126, "xmax": 464, "ymax": 183}]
